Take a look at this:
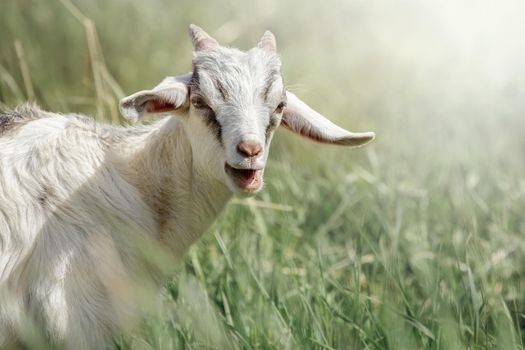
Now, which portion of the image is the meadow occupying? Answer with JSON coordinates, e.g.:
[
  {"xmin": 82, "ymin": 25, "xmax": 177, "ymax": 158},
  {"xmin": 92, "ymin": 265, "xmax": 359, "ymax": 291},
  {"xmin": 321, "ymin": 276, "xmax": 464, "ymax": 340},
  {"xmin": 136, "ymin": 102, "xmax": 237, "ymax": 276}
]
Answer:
[{"xmin": 1, "ymin": 0, "xmax": 525, "ymax": 349}]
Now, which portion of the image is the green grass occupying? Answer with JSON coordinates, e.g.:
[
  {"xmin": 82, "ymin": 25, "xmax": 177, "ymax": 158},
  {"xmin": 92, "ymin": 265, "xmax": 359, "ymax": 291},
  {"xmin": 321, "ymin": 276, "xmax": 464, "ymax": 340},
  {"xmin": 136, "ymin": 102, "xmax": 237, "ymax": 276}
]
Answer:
[{"xmin": 1, "ymin": 0, "xmax": 525, "ymax": 349}]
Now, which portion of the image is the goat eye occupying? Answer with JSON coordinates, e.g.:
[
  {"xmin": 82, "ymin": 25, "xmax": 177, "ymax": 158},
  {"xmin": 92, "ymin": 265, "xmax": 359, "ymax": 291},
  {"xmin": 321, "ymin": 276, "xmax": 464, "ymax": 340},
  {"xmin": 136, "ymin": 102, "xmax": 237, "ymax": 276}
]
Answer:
[
  {"xmin": 191, "ymin": 98, "xmax": 209, "ymax": 110},
  {"xmin": 274, "ymin": 102, "xmax": 286, "ymax": 114}
]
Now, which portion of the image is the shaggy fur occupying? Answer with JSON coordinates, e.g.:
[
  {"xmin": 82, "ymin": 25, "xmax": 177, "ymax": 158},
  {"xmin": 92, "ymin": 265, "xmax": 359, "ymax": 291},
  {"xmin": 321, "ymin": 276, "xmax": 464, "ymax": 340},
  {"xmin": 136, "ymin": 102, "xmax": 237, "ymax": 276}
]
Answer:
[
  {"xmin": 0, "ymin": 25, "xmax": 374, "ymax": 349},
  {"xmin": 0, "ymin": 104, "xmax": 234, "ymax": 348}
]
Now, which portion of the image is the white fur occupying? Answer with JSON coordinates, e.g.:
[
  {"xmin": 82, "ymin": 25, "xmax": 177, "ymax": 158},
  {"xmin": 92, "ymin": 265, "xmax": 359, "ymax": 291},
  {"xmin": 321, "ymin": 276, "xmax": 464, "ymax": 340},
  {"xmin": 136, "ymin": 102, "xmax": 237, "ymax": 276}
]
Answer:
[{"xmin": 0, "ymin": 25, "xmax": 374, "ymax": 349}]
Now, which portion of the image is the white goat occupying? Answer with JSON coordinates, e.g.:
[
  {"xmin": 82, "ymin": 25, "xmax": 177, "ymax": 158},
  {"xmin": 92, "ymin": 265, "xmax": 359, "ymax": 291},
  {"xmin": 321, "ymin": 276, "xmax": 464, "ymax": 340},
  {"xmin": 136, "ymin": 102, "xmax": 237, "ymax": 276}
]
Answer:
[{"xmin": 0, "ymin": 25, "xmax": 374, "ymax": 349}]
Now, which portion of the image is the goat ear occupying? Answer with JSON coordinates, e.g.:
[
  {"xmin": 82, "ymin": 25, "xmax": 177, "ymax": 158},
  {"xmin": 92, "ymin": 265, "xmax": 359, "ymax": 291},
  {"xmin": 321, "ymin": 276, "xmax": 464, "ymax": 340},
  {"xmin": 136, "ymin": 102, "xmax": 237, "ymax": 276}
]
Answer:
[
  {"xmin": 281, "ymin": 91, "xmax": 375, "ymax": 147},
  {"xmin": 119, "ymin": 73, "xmax": 191, "ymax": 122}
]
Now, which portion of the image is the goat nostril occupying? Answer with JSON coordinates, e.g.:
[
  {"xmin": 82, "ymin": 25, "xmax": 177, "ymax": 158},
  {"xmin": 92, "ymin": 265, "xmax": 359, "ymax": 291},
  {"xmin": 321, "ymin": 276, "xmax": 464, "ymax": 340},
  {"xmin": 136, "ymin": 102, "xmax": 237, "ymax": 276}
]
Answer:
[{"xmin": 237, "ymin": 141, "xmax": 262, "ymax": 157}]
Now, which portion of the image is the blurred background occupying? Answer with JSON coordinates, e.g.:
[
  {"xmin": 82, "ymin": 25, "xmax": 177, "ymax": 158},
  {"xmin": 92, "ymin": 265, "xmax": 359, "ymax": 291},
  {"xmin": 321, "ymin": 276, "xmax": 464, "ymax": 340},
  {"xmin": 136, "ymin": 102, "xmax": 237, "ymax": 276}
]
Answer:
[{"xmin": 1, "ymin": 0, "xmax": 525, "ymax": 349}]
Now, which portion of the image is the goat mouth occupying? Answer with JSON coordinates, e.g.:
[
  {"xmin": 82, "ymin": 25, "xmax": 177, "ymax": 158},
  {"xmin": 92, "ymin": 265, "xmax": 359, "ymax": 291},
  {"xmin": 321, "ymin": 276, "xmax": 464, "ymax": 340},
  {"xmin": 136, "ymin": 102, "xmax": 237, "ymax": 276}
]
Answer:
[{"xmin": 225, "ymin": 164, "xmax": 263, "ymax": 192}]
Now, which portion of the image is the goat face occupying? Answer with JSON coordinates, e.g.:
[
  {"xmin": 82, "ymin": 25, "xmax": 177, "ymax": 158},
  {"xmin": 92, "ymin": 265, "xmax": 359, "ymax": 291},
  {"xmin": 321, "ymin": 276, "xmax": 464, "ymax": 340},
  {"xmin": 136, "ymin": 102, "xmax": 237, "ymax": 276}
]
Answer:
[
  {"xmin": 187, "ymin": 42, "xmax": 285, "ymax": 194},
  {"xmin": 120, "ymin": 25, "xmax": 375, "ymax": 195}
]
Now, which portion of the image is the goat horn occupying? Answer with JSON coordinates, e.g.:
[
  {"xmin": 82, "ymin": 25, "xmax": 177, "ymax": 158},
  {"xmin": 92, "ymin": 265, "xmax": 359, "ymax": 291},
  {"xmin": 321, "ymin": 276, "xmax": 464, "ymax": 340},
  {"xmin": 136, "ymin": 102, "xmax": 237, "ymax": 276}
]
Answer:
[
  {"xmin": 188, "ymin": 24, "xmax": 219, "ymax": 51},
  {"xmin": 257, "ymin": 30, "xmax": 276, "ymax": 52}
]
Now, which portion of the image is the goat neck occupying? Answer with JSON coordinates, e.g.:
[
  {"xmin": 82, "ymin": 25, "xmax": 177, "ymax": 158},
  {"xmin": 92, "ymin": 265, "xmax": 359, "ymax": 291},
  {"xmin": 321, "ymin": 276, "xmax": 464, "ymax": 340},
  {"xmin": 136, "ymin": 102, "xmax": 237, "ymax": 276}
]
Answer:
[{"xmin": 118, "ymin": 116, "xmax": 232, "ymax": 256}]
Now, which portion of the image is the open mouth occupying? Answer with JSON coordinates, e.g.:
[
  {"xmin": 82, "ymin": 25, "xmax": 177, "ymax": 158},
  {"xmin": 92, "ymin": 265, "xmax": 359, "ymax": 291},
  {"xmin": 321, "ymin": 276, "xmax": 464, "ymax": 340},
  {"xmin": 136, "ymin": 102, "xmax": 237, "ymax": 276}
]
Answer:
[{"xmin": 225, "ymin": 164, "xmax": 263, "ymax": 192}]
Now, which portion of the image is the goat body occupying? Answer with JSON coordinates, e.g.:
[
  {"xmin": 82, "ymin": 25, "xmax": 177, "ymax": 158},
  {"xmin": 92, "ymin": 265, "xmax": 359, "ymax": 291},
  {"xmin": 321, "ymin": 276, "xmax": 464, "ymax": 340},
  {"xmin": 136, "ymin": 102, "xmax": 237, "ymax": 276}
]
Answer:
[{"xmin": 0, "ymin": 105, "xmax": 230, "ymax": 348}]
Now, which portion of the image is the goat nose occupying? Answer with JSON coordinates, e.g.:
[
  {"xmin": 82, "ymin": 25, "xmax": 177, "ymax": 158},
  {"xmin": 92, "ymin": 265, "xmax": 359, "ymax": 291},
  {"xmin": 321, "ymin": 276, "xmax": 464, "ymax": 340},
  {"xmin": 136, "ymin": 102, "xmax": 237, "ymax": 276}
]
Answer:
[{"xmin": 237, "ymin": 140, "xmax": 262, "ymax": 158}]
